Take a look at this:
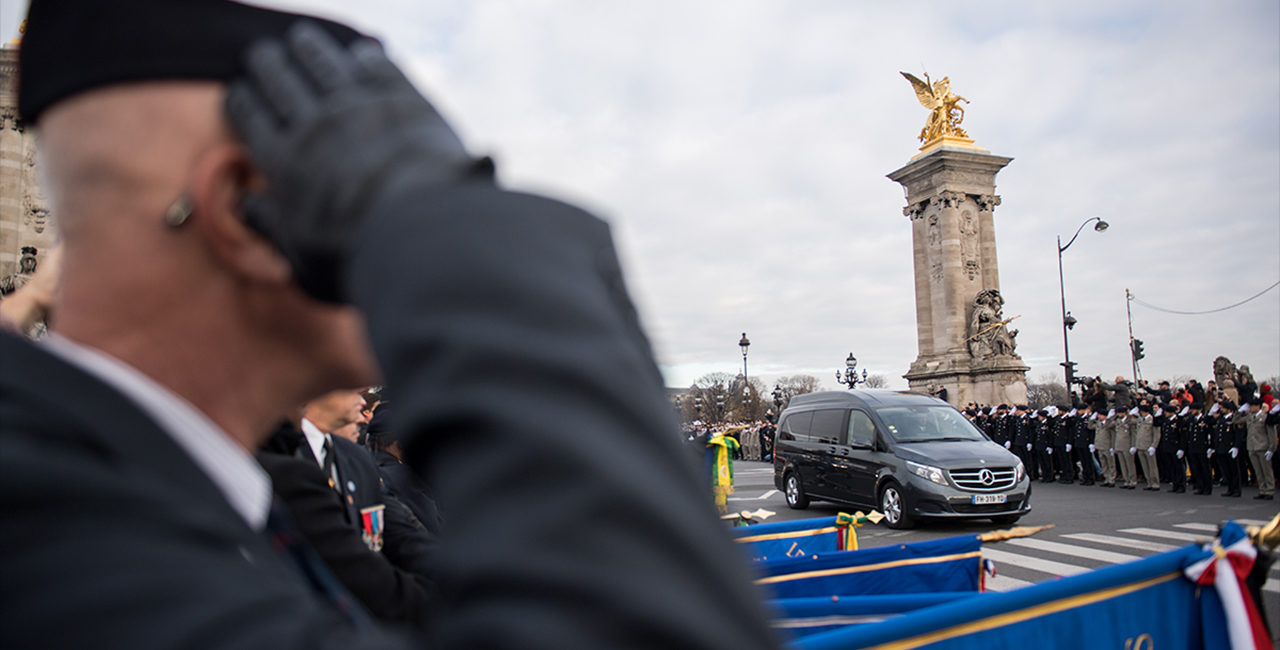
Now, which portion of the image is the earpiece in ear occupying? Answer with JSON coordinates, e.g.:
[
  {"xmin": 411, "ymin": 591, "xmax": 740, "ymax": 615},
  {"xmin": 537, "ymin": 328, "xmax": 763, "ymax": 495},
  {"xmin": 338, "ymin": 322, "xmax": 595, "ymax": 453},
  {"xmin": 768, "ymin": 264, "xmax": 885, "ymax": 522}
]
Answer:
[{"xmin": 164, "ymin": 194, "xmax": 194, "ymax": 227}]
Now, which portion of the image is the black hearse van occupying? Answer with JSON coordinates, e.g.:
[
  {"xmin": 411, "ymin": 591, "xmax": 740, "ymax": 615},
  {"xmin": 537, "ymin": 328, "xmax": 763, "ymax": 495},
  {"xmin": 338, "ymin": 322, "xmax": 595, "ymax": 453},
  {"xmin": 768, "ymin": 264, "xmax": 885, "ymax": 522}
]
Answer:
[{"xmin": 773, "ymin": 390, "xmax": 1030, "ymax": 529}]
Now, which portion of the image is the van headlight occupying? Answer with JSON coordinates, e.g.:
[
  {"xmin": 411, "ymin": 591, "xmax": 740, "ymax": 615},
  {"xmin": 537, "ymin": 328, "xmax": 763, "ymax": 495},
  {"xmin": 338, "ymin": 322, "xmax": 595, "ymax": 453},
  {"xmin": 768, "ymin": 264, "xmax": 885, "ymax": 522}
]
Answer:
[
  {"xmin": 906, "ymin": 460, "xmax": 948, "ymax": 487},
  {"xmin": 1014, "ymin": 461, "xmax": 1025, "ymax": 483}
]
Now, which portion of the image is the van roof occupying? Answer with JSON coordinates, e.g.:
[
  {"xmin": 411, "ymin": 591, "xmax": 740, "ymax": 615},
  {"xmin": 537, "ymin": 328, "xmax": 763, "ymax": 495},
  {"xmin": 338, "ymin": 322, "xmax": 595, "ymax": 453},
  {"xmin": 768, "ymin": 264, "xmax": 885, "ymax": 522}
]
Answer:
[{"xmin": 785, "ymin": 390, "xmax": 945, "ymax": 411}]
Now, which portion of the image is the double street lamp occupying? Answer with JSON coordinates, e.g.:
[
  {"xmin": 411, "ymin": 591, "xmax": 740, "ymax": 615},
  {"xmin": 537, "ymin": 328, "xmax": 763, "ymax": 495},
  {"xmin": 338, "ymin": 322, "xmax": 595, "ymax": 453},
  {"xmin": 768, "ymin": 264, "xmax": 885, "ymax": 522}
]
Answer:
[
  {"xmin": 1057, "ymin": 216, "xmax": 1109, "ymax": 393},
  {"xmin": 836, "ymin": 353, "xmax": 868, "ymax": 389}
]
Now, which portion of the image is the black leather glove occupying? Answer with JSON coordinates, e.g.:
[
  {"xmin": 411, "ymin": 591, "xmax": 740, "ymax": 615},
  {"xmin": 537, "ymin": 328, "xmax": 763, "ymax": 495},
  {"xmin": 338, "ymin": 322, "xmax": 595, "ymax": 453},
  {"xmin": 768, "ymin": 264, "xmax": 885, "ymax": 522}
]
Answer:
[{"xmin": 227, "ymin": 22, "xmax": 492, "ymax": 303}]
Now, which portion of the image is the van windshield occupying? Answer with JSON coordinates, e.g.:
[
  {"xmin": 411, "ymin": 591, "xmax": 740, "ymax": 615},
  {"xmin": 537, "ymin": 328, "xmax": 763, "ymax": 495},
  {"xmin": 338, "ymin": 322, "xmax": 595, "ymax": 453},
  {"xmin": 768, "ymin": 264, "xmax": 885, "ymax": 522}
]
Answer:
[{"xmin": 875, "ymin": 405, "xmax": 986, "ymax": 442}]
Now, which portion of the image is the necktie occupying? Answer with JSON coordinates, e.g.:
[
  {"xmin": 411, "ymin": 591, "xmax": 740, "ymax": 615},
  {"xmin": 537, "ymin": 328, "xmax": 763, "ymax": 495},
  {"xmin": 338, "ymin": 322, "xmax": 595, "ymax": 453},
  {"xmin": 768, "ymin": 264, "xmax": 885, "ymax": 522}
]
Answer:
[
  {"xmin": 265, "ymin": 498, "xmax": 369, "ymax": 627},
  {"xmin": 322, "ymin": 436, "xmax": 340, "ymax": 491}
]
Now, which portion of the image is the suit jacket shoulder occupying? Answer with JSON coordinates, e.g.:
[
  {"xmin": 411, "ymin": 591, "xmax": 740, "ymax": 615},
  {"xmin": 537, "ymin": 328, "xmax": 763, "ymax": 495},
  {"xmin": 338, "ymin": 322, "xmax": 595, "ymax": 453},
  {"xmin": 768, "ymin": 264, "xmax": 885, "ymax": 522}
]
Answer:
[
  {"xmin": 258, "ymin": 451, "xmax": 434, "ymax": 628},
  {"xmin": 350, "ymin": 187, "xmax": 779, "ymax": 649},
  {"xmin": 0, "ymin": 333, "xmax": 404, "ymax": 649}
]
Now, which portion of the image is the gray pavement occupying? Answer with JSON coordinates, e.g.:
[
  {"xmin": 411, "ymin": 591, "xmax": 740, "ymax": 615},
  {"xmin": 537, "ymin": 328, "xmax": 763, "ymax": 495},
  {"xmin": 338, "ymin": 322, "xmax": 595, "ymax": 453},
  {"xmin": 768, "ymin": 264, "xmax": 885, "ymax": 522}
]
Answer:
[{"xmin": 727, "ymin": 460, "xmax": 1280, "ymax": 642}]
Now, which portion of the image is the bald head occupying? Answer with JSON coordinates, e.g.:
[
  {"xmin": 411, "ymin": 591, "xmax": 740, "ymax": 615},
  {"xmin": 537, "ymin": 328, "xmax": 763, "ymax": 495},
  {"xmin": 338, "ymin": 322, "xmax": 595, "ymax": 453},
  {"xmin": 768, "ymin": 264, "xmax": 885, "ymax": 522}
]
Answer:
[
  {"xmin": 37, "ymin": 82, "xmax": 232, "ymax": 242},
  {"xmin": 34, "ymin": 81, "xmax": 379, "ymax": 450}
]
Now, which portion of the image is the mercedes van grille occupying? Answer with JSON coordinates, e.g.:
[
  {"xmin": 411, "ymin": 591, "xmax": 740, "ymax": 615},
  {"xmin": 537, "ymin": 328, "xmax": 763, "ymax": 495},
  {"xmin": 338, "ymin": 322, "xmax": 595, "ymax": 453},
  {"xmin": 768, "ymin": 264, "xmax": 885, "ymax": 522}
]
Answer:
[{"xmin": 948, "ymin": 467, "xmax": 1017, "ymax": 492}]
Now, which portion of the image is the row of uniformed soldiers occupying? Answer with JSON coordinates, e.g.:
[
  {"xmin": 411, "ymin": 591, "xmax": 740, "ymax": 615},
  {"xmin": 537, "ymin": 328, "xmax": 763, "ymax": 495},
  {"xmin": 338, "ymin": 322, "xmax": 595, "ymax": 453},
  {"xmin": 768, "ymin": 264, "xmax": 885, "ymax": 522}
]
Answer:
[{"xmin": 966, "ymin": 400, "xmax": 1277, "ymax": 499}]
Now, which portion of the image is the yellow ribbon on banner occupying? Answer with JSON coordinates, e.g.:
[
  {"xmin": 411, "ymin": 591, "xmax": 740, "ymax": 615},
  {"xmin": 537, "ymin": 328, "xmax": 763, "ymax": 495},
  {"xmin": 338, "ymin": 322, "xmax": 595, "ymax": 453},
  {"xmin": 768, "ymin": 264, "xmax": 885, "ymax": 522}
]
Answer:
[{"xmin": 707, "ymin": 434, "xmax": 739, "ymax": 514}]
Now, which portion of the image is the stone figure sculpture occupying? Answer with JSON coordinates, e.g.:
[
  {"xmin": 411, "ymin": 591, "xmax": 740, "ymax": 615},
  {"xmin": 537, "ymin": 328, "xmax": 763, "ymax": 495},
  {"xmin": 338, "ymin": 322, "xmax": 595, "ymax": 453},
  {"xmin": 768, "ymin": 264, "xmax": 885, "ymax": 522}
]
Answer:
[
  {"xmin": 967, "ymin": 289, "xmax": 1018, "ymax": 358},
  {"xmin": 901, "ymin": 71, "xmax": 969, "ymax": 144},
  {"xmin": 0, "ymin": 246, "xmax": 37, "ymax": 296},
  {"xmin": 1212, "ymin": 356, "xmax": 1241, "ymax": 402},
  {"xmin": 1212, "ymin": 356, "xmax": 1258, "ymax": 403}
]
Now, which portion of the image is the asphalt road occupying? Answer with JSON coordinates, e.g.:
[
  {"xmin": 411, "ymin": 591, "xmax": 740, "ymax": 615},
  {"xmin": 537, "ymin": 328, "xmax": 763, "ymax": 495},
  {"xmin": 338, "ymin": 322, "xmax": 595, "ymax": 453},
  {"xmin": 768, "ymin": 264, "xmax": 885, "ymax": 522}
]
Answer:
[{"xmin": 727, "ymin": 459, "xmax": 1280, "ymax": 641}]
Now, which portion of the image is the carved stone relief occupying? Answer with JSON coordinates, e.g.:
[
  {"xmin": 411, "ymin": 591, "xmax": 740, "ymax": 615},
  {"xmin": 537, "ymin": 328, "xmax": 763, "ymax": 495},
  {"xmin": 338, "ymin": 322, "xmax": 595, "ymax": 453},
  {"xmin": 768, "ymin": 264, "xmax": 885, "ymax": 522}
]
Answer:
[
  {"xmin": 967, "ymin": 289, "xmax": 1018, "ymax": 358},
  {"xmin": 938, "ymin": 190, "xmax": 964, "ymax": 208},
  {"xmin": 975, "ymin": 194, "xmax": 1001, "ymax": 212},
  {"xmin": 959, "ymin": 208, "xmax": 979, "ymax": 279}
]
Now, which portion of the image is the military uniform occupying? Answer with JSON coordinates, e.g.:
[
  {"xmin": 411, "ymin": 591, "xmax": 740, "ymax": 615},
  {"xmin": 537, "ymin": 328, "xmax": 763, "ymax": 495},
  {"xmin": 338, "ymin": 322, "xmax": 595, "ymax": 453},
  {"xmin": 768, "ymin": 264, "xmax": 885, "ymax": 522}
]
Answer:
[
  {"xmin": 1185, "ymin": 411, "xmax": 1212, "ymax": 494},
  {"xmin": 1095, "ymin": 413, "xmax": 1118, "ymax": 487},
  {"xmin": 1132, "ymin": 411, "xmax": 1160, "ymax": 490},
  {"xmin": 1210, "ymin": 409, "xmax": 1243, "ymax": 497},
  {"xmin": 1113, "ymin": 413, "xmax": 1138, "ymax": 488},
  {"xmin": 1033, "ymin": 414, "xmax": 1055, "ymax": 483},
  {"xmin": 1242, "ymin": 407, "xmax": 1275, "ymax": 499},
  {"xmin": 1052, "ymin": 412, "xmax": 1075, "ymax": 483},
  {"xmin": 1239, "ymin": 409, "xmax": 1280, "ymax": 499},
  {"xmin": 995, "ymin": 411, "xmax": 1015, "ymax": 453},
  {"xmin": 1155, "ymin": 408, "xmax": 1186, "ymax": 492},
  {"xmin": 1071, "ymin": 410, "xmax": 1097, "ymax": 485},
  {"xmin": 1013, "ymin": 410, "xmax": 1037, "ymax": 481}
]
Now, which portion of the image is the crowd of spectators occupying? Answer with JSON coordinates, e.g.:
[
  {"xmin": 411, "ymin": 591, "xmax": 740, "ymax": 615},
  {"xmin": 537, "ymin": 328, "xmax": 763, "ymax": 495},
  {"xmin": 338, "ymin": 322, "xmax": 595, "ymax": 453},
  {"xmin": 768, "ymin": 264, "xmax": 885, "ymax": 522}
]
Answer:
[{"xmin": 684, "ymin": 420, "xmax": 777, "ymax": 463}]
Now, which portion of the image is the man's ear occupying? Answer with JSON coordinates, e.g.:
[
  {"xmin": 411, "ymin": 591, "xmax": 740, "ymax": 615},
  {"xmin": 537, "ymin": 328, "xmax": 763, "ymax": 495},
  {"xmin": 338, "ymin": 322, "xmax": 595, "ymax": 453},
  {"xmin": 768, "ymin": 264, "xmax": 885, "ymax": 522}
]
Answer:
[{"xmin": 186, "ymin": 142, "xmax": 292, "ymax": 286}]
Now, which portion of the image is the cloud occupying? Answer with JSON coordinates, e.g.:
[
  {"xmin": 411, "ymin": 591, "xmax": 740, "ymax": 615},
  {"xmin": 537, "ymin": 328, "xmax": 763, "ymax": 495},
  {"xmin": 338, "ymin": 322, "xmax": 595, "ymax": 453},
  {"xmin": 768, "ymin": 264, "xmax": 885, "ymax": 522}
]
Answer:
[
  {"xmin": 17, "ymin": 0, "xmax": 1263, "ymax": 390},
  {"xmin": 299, "ymin": 0, "xmax": 1279, "ymax": 389}
]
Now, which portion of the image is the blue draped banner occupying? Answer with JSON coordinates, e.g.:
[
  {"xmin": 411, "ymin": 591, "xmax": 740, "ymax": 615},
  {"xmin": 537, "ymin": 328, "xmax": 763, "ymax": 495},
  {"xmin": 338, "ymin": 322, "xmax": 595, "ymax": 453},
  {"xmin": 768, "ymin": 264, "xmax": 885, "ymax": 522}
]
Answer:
[
  {"xmin": 756, "ymin": 534, "xmax": 983, "ymax": 599},
  {"xmin": 770, "ymin": 593, "xmax": 978, "ymax": 640},
  {"xmin": 733, "ymin": 516, "xmax": 859, "ymax": 562},
  {"xmin": 738, "ymin": 517, "xmax": 1272, "ymax": 648},
  {"xmin": 793, "ymin": 542, "xmax": 1225, "ymax": 649}
]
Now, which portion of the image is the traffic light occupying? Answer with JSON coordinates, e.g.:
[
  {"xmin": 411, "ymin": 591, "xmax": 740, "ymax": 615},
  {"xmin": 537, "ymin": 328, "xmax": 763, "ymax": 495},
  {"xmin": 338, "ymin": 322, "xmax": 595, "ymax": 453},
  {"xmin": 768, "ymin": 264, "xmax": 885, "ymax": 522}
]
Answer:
[{"xmin": 1130, "ymin": 339, "xmax": 1145, "ymax": 361}]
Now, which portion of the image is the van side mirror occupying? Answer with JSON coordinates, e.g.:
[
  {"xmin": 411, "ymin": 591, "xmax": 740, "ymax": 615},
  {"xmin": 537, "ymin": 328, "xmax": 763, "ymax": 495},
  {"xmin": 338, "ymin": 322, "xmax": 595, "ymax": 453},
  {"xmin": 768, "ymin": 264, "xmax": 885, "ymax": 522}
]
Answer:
[{"xmin": 849, "ymin": 438, "xmax": 873, "ymax": 450}]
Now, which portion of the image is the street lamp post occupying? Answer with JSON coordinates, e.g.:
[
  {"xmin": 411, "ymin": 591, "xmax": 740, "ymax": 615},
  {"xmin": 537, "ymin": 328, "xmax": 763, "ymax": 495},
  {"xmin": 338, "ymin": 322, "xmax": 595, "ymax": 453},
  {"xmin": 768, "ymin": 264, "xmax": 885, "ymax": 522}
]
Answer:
[
  {"xmin": 836, "ymin": 353, "xmax": 868, "ymax": 389},
  {"xmin": 1057, "ymin": 217, "xmax": 1108, "ymax": 394},
  {"xmin": 739, "ymin": 332, "xmax": 751, "ymax": 381}
]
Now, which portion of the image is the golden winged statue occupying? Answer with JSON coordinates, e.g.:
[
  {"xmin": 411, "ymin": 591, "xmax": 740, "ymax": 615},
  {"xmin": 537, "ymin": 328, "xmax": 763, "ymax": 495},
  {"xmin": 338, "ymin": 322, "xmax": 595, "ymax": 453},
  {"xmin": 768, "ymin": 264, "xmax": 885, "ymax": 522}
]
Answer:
[{"xmin": 901, "ymin": 71, "xmax": 969, "ymax": 144}]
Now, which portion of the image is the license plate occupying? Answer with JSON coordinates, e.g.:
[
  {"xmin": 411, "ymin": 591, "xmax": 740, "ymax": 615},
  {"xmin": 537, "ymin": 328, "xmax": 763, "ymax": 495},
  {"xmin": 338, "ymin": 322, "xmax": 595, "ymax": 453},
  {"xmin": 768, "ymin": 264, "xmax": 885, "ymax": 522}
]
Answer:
[{"xmin": 972, "ymin": 494, "xmax": 1007, "ymax": 505}]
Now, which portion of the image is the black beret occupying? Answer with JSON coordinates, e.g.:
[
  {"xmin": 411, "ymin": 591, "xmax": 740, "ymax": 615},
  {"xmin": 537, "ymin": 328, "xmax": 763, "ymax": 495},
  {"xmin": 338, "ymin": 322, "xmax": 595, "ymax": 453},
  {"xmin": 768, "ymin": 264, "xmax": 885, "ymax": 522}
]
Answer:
[
  {"xmin": 19, "ymin": 0, "xmax": 367, "ymax": 123},
  {"xmin": 364, "ymin": 403, "xmax": 393, "ymax": 442}
]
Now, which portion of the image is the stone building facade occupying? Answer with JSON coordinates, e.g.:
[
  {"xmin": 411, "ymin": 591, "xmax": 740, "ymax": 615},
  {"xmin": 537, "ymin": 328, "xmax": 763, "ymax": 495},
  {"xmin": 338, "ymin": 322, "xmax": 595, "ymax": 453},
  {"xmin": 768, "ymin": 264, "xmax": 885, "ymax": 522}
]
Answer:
[{"xmin": 0, "ymin": 45, "xmax": 55, "ymax": 284}]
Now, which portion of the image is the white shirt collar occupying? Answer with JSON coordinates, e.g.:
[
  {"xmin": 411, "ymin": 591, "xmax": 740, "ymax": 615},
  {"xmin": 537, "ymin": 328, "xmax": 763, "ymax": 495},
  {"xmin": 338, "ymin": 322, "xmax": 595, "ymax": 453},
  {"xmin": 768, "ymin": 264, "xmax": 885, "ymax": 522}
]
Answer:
[
  {"xmin": 299, "ymin": 418, "xmax": 329, "ymax": 468},
  {"xmin": 41, "ymin": 334, "xmax": 272, "ymax": 530}
]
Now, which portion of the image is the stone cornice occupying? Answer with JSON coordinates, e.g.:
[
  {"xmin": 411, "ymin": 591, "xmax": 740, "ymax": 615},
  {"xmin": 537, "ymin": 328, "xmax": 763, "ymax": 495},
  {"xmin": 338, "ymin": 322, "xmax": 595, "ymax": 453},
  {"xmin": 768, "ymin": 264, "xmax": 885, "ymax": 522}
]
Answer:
[{"xmin": 887, "ymin": 148, "xmax": 1013, "ymax": 206}]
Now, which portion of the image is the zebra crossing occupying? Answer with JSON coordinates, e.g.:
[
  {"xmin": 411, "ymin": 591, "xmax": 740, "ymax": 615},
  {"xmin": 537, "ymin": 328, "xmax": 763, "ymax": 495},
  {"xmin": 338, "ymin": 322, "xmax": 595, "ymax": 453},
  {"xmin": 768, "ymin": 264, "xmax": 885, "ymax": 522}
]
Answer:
[{"xmin": 982, "ymin": 518, "xmax": 1279, "ymax": 593}]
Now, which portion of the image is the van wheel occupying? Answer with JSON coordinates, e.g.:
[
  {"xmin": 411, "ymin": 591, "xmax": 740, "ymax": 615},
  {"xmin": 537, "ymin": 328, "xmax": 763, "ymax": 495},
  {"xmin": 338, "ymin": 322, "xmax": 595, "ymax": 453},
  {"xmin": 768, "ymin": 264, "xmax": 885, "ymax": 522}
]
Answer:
[
  {"xmin": 880, "ymin": 482, "xmax": 914, "ymax": 529},
  {"xmin": 990, "ymin": 514, "xmax": 1022, "ymax": 526},
  {"xmin": 784, "ymin": 473, "xmax": 809, "ymax": 509}
]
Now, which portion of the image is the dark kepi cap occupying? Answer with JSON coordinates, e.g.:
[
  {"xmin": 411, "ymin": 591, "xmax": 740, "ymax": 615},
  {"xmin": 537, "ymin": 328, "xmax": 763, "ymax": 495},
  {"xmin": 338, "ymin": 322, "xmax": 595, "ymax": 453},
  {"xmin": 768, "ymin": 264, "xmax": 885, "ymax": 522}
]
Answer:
[{"xmin": 18, "ymin": 0, "xmax": 366, "ymax": 123}]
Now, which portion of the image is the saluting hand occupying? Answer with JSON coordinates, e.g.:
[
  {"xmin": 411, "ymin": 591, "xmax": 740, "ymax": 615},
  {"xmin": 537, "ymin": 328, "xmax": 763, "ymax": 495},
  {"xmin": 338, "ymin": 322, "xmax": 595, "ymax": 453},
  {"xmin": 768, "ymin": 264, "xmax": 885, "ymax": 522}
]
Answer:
[{"xmin": 227, "ymin": 22, "xmax": 492, "ymax": 303}]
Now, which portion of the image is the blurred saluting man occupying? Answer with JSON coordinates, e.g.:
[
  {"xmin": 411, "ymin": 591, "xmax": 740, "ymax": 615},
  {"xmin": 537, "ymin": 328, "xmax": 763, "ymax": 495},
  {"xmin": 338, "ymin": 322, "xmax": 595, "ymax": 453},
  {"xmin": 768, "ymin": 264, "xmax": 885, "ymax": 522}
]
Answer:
[{"xmin": 0, "ymin": 1, "xmax": 778, "ymax": 649}]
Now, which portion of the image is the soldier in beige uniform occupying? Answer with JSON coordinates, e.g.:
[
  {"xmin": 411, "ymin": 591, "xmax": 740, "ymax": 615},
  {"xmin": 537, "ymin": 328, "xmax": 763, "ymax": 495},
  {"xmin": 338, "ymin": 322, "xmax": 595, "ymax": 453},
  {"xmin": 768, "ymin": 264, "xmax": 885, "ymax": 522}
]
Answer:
[
  {"xmin": 1133, "ymin": 404, "xmax": 1161, "ymax": 490},
  {"xmin": 1240, "ymin": 402, "xmax": 1275, "ymax": 500},
  {"xmin": 1114, "ymin": 409, "xmax": 1138, "ymax": 489},
  {"xmin": 1095, "ymin": 410, "xmax": 1117, "ymax": 487}
]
